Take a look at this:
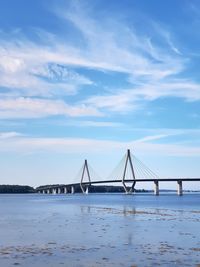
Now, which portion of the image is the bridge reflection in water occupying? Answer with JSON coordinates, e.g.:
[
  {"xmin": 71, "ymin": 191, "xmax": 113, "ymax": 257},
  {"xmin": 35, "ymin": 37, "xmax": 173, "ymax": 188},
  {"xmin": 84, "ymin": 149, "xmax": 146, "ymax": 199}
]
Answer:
[{"xmin": 36, "ymin": 149, "xmax": 200, "ymax": 196}]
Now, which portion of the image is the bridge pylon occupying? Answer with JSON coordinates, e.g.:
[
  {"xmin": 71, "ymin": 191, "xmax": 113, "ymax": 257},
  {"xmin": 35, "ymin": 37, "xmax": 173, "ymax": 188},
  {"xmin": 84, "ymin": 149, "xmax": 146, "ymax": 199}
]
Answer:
[
  {"xmin": 122, "ymin": 149, "xmax": 136, "ymax": 194},
  {"xmin": 80, "ymin": 159, "xmax": 91, "ymax": 194}
]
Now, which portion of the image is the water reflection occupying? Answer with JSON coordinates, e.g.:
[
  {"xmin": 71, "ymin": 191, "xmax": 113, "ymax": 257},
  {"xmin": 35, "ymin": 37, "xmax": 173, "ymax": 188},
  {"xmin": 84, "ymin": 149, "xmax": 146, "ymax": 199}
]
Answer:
[
  {"xmin": 81, "ymin": 205, "xmax": 91, "ymax": 214},
  {"xmin": 122, "ymin": 206, "xmax": 136, "ymax": 216}
]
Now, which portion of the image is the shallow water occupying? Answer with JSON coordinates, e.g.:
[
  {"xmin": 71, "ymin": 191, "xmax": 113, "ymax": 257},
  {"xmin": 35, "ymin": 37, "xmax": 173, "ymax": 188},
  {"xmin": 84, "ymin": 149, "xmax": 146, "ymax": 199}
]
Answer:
[{"xmin": 0, "ymin": 193, "xmax": 200, "ymax": 266}]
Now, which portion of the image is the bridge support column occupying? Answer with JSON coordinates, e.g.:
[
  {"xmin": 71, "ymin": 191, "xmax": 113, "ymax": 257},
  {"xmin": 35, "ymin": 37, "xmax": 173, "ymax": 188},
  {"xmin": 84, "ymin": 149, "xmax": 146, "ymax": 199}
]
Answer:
[
  {"xmin": 86, "ymin": 186, "xmax": 89, "ymax": 194},
  {"xmin": 122, "ymin": 149, "xmax": 136, "ymax": 194},
  {"xmin": 42, "ymin": 190, "xmax": 45, "ymax": 194},
  {"xmin": 80, "ymin": 160, "xmax": 91, "ymax": 194},
  {"xmin": 58, "ymin": 188, "xmax": 61, "ymax": 194},
  {"xmin": 52, "ymin": 188, "xmax": 56, "ymax": 194},
  {"xmin": 71, "ymin": 186, "xmax": 74, "ymax": 194},
  {"xmin": 154, "ymin": 181, "xmax": 159, "ymax": 196},
  {"xmin": 123, "ymin": 184, "xmax": 132, "ymax": 194},
  {"xmin": 47, "ymin": 189, "xmax": 50, "ymax": 194},
  {"xmin": 80, "ymin": 185, "xmax": 90, "ymax": 194},
  {"xmin": 64, "ymin": 187, "xmax": 67, "ymax": 194},
  {"xmin": 177, "ymin": 180, "xmax": 183, "ymax": 196}
]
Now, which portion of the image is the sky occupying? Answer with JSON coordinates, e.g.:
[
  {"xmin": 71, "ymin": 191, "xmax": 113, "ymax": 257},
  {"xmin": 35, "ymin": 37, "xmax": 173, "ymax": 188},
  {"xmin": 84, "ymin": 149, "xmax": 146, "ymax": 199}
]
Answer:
[{"xmin": 0, "ymin": 0, "xmax": 200, "ymax": 189}]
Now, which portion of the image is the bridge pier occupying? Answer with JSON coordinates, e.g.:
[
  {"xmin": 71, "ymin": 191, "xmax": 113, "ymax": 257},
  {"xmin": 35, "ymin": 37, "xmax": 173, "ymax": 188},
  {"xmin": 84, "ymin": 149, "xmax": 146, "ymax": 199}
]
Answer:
[
  {"xmin": 154, "ymin": 181, "xmax": 159, "ymax": 196},
  {"xmin": 57, "ymin": 188, "xmax": 61, "ymax": 194},
  {"xmin": 80, "ymin": 184, "xmax": 90, "ymax": 194},
  {"xmin": 85, "ymin": 186, "xmax": 89, "ymax": 194},
  {"xmin": 64, "ymin": 187, "xmax": 67, "ymax": 194},
  {"xmin": 122, "ymin": 149, "xmax": 136, "ymax": 195},
  {"xmin": 71, "ymin": 186, "xmax": 75, "ymax": 194},
  {"xmin": 52, "ymin": 188, "xmax": 56, "ymax": 194},
  {"xmin": 177, "ymin": 180, "xmax": 183, "ymax": 196},
  {"xmin": 80, "ymin": 160, "xmax": 91, "ymax": 194},
  {"xmin": 123, "ymin": 184, "xmax": 132, "ymax": 194}
]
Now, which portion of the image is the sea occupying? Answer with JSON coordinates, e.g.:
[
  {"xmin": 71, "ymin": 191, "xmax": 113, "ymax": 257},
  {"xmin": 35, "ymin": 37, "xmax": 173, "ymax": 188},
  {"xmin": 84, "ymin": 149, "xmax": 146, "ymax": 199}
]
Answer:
[{"xmin": 0, "ymin": 193, "xmax": 200, "ymax": 267}]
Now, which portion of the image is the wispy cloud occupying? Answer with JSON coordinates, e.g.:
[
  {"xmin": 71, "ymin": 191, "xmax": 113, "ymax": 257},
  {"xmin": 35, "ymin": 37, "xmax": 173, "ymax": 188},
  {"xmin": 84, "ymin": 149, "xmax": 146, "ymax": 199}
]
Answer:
[
  {"xmin": 57, "ymin": 1, "xmax": 184, "ymax": 79},
  {"xmin": 0, "ymin": 0, "xmax": 199, "ymax": 119},
  {"xmin": 85, "ymin": 90, "xmax": 140, "ymax": 113},
  {"xmin": 0, "ymin": 97, "xmax": 101, "ymax": 118},
  {"xmin": 0, "ymin": 131, "xmax": 22, "ymax": 139},
  {"xmin": 134, "ymin": 134, "xmax": 170, "ymax": 143},
  {"xmin": 1, "ymin": 133, "xmax": 200, "ymax": 157},
  {"xmin": 63, "ymin": 120, "xmax": 123, "ymax": 127}
]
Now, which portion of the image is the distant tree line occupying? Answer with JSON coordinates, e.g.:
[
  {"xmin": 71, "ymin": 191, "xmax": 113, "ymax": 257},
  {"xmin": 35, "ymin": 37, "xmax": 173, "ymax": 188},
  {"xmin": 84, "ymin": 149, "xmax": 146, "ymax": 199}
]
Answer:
[
  {"xmin": 0, "ymin": 185, "xmax": 35, "ymax": 194},
  {"xmin": 87, "ymin": 185, "xmax": 149, "ymax": 193}
]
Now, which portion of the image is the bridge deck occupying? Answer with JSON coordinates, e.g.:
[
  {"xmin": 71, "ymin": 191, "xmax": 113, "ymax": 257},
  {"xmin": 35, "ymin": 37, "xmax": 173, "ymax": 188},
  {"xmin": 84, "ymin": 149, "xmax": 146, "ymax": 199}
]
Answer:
[{"xmin": 37, "ymin": 178, "xmax": 200, "ymax": 190}]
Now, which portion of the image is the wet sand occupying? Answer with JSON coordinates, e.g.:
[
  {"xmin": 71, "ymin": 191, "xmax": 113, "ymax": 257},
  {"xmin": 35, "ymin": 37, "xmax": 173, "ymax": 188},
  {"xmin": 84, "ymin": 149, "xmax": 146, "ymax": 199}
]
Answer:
[{"xmin": 0, "ymin": 194, "xmax": 200, "ymax": 266}]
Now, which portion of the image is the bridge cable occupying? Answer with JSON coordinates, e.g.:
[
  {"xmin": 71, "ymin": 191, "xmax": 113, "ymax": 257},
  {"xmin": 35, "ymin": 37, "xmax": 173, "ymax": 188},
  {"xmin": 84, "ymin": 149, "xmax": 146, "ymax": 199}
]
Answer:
[
  {"xmin": 106, "ymin": 154, "xmax": 127, "ymax": 181},
  {"xmin": 132, "ymin": 154, "xmax": 159, "ymax": 179}
]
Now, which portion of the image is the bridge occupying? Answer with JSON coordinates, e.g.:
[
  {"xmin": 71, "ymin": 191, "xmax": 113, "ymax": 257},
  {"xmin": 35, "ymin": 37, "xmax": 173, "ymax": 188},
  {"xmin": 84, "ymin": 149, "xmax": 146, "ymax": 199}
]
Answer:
[{"xmin": 36, "ymin": 149, "xmax": 200, "ymax": 196}]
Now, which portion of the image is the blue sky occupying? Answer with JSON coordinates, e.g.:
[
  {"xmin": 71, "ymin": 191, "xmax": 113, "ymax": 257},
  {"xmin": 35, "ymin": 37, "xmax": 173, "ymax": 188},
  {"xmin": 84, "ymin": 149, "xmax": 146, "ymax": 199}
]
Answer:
[{"xmin": 0, "ymin": 0, "xmax": 200, "ymax": 189}]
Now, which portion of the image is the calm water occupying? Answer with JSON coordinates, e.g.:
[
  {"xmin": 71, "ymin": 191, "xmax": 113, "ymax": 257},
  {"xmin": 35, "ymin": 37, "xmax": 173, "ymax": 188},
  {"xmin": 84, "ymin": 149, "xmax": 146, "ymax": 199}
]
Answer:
[{"xmin": 0, "ymin": 193, "xmax": 200, "ymax": 267}]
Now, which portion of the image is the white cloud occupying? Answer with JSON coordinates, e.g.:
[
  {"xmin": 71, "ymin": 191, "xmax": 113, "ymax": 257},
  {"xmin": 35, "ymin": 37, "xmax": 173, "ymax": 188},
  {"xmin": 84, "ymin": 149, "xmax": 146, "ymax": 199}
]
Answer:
[
  {"xmin": 138, "ymin": 80, "xmax": 200, "ymax": 101},
  {"xmin": 0, "ymin": 54, "xmax": 25, "ymax": 73},
  {"xmin": 85, "ymin": 90, "xmax": 140, "ymax": 112},
  {"xmin": 134, "ymin": 134, "xmax": 169, "ymax": 143},
  {"xmin": 0, "ymin": 97, "xmax": 102, "ymax": 118},
  {"xmin": 0, "ymin": 132, "xmax": 22, "ymax": 139},
  {"xmin": 84, "ymin": 79, "xmax": 200, "ymax": 114},
  {"xmin": 0, "ymin": 43, "xmax": 93, "ymax": 98}
]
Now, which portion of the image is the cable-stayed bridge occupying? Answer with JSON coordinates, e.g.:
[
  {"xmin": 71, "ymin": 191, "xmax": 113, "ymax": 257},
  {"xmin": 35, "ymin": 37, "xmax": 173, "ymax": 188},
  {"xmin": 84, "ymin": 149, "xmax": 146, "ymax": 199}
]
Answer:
[{"xmin": 36, "ymin": 149, "xmax": 200, "ymax": 196}]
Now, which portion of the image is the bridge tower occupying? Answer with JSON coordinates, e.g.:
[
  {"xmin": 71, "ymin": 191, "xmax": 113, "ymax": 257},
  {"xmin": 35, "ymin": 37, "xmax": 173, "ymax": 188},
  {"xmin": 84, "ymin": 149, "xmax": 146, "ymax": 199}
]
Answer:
[
  {"xmin": 122, "ymin": 149, "xmax": 136, "ymax": 194},
  {"xmin": 80, "ymin": 160, "xmax": 91, "ymax": 194}
]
